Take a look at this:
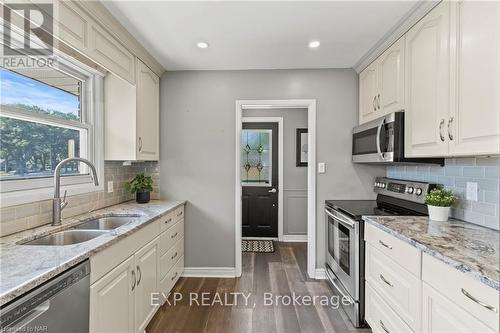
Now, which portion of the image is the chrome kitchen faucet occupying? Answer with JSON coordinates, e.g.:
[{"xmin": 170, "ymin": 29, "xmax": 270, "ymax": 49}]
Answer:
[{"xmin": 53, "ymin": 157, "xmax": 99, "ymax": 226}]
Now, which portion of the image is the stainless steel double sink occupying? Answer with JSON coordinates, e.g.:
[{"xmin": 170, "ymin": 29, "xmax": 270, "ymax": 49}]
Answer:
[{"xmin": 23, "ymin": 216, "xmax": 139, "ymax": 246}]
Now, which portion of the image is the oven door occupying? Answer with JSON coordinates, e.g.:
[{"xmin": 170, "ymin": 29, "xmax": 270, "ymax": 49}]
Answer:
[
  {"xmin": 352, "ymin": 113, "xmax": 395, "ymax": 163},
  {"xmin": 325, "ymin": 207, "xmax": 359, "ymax": 300}
]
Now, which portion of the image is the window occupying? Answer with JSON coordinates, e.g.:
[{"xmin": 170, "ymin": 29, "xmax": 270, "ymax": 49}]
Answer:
[
  {"xmin": 241, "ymin": 129, "xmax": 272, "ymax": 186},
  {"xmin": 0, "ymin": 57, "xmax": 104, "ymax": 206}
]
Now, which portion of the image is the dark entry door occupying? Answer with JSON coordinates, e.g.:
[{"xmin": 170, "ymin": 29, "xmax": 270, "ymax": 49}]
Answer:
[{"xmin": 241, "ymin": 122, "xmax": 278, "ymax": 238}]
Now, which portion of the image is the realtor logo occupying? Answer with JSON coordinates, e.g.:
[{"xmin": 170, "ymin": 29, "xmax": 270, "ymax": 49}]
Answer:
[{"xmin": 2, "ymin": 3, "xmax": 53, "ymax": 56}]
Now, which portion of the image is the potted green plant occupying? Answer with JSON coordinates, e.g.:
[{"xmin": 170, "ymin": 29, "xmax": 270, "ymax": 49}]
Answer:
[
  {"xmin": 126, "ymin": 173, "xmax": 153, "ymax": 204},
  {"xmin": 424, "ymin": 187, "xmax": 456, "ymax": 221}
]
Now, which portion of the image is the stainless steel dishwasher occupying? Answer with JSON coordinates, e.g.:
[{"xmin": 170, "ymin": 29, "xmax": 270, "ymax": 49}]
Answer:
[{"xmin": 0, "ymin": 260, "xmax": 90, "ymax": 333}]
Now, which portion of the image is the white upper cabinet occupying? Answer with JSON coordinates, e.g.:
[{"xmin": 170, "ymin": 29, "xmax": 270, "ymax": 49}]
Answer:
[
  {"xmin": 377, "ymin": 37, "xmax": 405, "ymax": 115},
  {"xmin": 448, "ymin": 1, "xmax": 500, "ymax": 156},
  {"xmin": 105, "ymin": 58, "xmax": 160, "ymax": 161},
  {"xmin": 405, "ymin": 1, "xmax": 450, "ymax": 157},
  {"xmin": 359, "ymin": 62, "xmax": 378, "ymax": 124},
  {"xmin": 359, "ymin": 36, "xmax": 405, "ymax": 124},
  {"xmin": 136, "ymin": 59, "xmax": 160, "ymax": 161}
]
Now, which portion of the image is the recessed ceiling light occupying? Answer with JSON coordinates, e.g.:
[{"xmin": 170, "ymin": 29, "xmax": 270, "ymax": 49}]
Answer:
[
  {"xmin": 309, "ymin": 41, "xmax": 320, "ymax": 48},
  {"xmin": 197, "ymin": 42, "xmax": 209, "ymax": 49}
]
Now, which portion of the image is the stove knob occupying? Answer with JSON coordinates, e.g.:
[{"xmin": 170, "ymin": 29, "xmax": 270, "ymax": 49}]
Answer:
[
  {"xmin": 406, "ymin": 186, "xmax": 414, "ymax": 194},
  {"xmin": 415, "ymin": 188, "xmax": 423, "ymax": 196},
  {"xmin": 380, "ymin": 183, "xmax": 386, "ymax": 189},
  {"xmin": 374, "ymin": 182, "xmax": 379, "ymax": 188}
]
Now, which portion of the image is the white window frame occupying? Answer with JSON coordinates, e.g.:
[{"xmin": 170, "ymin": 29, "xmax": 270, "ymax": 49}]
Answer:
[{"xmin": 0, "ymin": 52, "xmax": 104, "ymax": 207}]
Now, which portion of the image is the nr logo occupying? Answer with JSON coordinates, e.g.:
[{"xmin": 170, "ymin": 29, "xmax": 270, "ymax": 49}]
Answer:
[{"xmin": 3, "ymin": 3, "xmax": 53, "ymax": 56}]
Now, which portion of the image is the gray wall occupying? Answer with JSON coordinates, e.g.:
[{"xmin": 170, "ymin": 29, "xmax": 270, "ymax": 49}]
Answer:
[
  {"xmin": 160, "ymin": 69, "xmax": 385, "ymax": 269},
  {"xmin": 242, "ymin": 108, "xmax": 308, "ymax": 235}
]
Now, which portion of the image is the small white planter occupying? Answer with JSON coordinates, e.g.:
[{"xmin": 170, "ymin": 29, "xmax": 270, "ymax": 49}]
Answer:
[{"xmin": 427, "ymin": 205, "xmax": 451, "ymax": 222}]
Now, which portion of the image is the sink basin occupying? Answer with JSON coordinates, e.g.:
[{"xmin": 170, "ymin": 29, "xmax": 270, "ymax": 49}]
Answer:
[
  {"xmin": 24, "ymin": 230, "xmax": 108, "ymax": 246},
  {"xmin": 74, "ymin": 216, "xmax": 135, "ymax": 230}
]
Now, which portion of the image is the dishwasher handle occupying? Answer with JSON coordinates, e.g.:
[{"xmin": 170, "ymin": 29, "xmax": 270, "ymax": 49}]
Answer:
[{"xmin": 6, "ymin": 301, "xmax": 50, "ymax": 333}]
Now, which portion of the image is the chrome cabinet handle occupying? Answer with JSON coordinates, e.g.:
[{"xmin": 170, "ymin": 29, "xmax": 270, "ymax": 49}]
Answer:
[
  {"xmin": 171, "ymin": 232, "xmax": 178, "ymax": 239},
  {"xmin": 380, "ymin": 274, "xmax": 394, "ymax": 287},
  {"xmin": 439, "ymin": 119, "xmax": 445, "ymax": 142},
  {"xmin": 380, "ymin": 320, "xmax": 390, "ymax": 333},
  {"xmin": 138, "ymin": 137, "xmax": 143, "ymax": 152},
  {"xmin": 377, "ymin": 94, "xmax": 381, "ymax": 110},
  {"xmin": 379, "ymin": 240, "xmax": 392, "ymax": 249},
  {"xmin": 268, "ymin": 188, "xmax": 277, "ymax": 193},
  {"xmin": 171, "ymin": 272, "xmax": 178, "ymax": 281},
  {"xmin": 461, "ymin": 288, "xmax": 498, "ymax": 313},
  {"xmin": 136, "ymin": 266, "xmax": 142, "ymax": 286},
  {"xmin": 131, "ymin": 269, "xmax": 136, "ymax": 291},
  {"xmin": 177, "ymin": 211, "xmax": 183, "ymax": 217},
  {"xmin": 373, "ymin": 96, "xmax": 377, "ymax": 111},
  {"xmin": 171, "ymin": 252, "xmax": 178, "ymax": 260},
  {"xmin": 447, "ymin": 117, "xmax": 454, "ymax": 141}
]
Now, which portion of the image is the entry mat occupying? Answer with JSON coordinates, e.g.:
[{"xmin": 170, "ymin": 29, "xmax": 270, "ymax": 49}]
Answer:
[{"xmin": 242, "ymin": 239, "xmax": 275, "ymax": 253}]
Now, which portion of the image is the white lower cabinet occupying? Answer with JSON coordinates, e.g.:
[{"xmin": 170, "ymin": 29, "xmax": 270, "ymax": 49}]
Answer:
[
  {"xmin": 89, "ymin": 205, "xmax": 185, "ymax": 333},
  {"xmin": 365, "ymin": 225, "xmax": 499, "ymax": 333},
  {"xmin": 422, "ymin": 282, "xmax": 495, "ymax": 333}
]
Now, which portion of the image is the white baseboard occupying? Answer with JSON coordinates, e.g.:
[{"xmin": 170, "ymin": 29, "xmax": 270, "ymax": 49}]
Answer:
[
  {"xmin": 282, "ymin": 234, "xmax": 307, "ymax": 242},
  {"xmin": 315, "ymin": 268, "xmax": 327, "ymax": 280},
  {"xmin": 182, "ymin": 267, "xmax": 236, "ymax": 278}
]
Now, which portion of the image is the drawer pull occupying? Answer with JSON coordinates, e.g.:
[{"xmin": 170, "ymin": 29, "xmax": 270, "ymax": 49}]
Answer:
[
  {"xmin": 171, "ymin": 252, "xmax": 178, "ymax": 260},
  {"xmin": 379, "ymin": 274, "xmax": 394, "ymax": 287},
  {"xmin": 165, "ymin": 218, "xmax": 172, "ymax": 224},
  {"xmin": 136, "ymin": 266, "xmax": 142, "ymax": 286},
  {"xmin": 131, "ymin": 270, "xmax": 136, "ymax": 291},
  {"xmin": 379, "ymin": 320, "xmax": 390, "ymax": 333},
  {"xmin": 177, "ymin": 211, "xmax": 183, "ymax": 217},
  {"xmin": 171, "ymin": 232, "xmax": 178, "ymax": 239},
  {"xmin": 461, "ymin": 288, "xmax": 498, "ymax": 313},
  {"xmin": 379, "ymin": 240, "xmax": 392, "ymax": 249},
  {"xmin": 171, "ymin": 272, "xmax": 178, "ymax": 281}
]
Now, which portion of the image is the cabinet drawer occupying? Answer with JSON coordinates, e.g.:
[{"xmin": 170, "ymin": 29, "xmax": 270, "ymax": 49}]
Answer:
[
  {"xmin": 160, "ymin": 236, "xmax": 184, "ymax": 279},
  {"xmin": 422, "ymin": 253, "xmax": 499, "ymax": 331},
  {"xmin": 173, "ymin": 206, "xmax": 184, "ymax": 223},
  {"xmin": 159, "ymin": 219, "xmax": 184, "ymax": 255},
  {"xmin": 365, "ymin": 223, "xmax": 421, "ymax": 276},
  {"xmin": 365, "ymin": 282, "xmax": 413, "ymax": 333},
  {"xmin": 159, "ymin": 255, "xmax": 184, "ymax": 294},
  {"xmin": 366, "ymin": 244, "xmax": 421, "ymax": 331},
  {"xmin": 159, "ymin": 210, "xmax": 176, "ymax": 233}
]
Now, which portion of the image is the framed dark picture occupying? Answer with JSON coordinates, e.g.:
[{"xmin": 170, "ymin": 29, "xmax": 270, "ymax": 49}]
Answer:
[{"xmin": 296, "ymin": 128, "xmax": 308, "ymax": 167}]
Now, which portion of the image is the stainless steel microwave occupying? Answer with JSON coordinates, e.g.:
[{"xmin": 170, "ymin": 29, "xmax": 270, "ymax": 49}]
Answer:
[{"xmin": 352, "ymin": 112, "xmax": 444, "ymax": 165}]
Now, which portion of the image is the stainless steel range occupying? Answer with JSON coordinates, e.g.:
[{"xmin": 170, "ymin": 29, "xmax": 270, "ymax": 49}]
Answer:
[{"xmin": 324, "ymin": 177, "xmax": 437, "ymax": 327}]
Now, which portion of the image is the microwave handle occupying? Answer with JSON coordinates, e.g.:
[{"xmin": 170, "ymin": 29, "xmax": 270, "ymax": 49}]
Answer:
[{"xmin": 376, "ymin": 118, "xmax": 386, "ymax": 161}]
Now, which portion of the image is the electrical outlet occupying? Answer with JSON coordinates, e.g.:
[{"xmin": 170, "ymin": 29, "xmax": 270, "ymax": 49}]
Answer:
[
  {"xmin": 318, "ymin": 162, "xmax": 326, "ymax": 174},
  {"xmin": 466, "ymin": 182, "xmax": 478, "ymax": 201},
  {"xmin": 107, "ymin": 181, "xmax": 114, "ymax": 193}
]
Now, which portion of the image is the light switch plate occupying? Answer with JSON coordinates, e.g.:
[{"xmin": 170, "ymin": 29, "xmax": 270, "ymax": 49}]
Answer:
[
  {"xmin": 107, "ymin": 181, "xmax": 114, "ymax": 193},
  {"xmin": 318, "ymin": 162, "xmax": 326, "ymax": 174},
  {"xmin": 466, "ymin": 182, "xmax": 478, "ymax": 201}
]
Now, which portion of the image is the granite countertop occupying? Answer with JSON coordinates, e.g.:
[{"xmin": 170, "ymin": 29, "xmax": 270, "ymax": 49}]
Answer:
[
  {"xmin": 0, "ymin": 200, "xmax": 185, "ymax": 307},
  {"xmin": 363, "ymin": 216, "xmax": 500, "ymax": 291}
]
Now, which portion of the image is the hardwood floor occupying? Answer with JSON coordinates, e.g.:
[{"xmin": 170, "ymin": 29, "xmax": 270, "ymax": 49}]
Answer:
[{"xmin": 147, "ymin": 242, "xmax": 371, "ymax": 333}]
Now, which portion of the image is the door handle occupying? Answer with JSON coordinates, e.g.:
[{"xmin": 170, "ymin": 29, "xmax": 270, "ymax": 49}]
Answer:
[
  {"xmin": 131, "ymin": 269, "xmax": 136, "ymax": 291},
  {"xmin": 377, "ymin": 94, "xmax": 381, "ymax": 110},
  {"xmin": 447, "ymin": 117, "xmax": 454, "ymax": 141},
  {"xmin": 138, "ymin": 137, "xmax": 143, "ymax": 152},
  {"xmin": 268, "ymin": 188, "xmax": 277, "ymax": 193},
  {"xmin": 439, "ymin": 119, "xmax": 445, "ymax": 142},
  {"xmin": 136, "ymin": 266, "xmax": 142, "ymax": 286}
]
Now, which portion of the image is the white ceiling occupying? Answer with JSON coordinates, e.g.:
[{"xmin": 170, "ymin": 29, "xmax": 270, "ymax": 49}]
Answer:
[{"xmin": 103, "ymin": 1, "xmax": 418, "ymax": 71}]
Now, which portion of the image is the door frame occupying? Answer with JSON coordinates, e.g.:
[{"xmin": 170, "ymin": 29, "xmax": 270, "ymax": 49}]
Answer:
[
  {"xmin": 241, "ymin": 117, "xmax": 284, "ymax": 241},
  {"xmin": 235, "ymin": 99, "xmax": 317, "ymax": 279}
]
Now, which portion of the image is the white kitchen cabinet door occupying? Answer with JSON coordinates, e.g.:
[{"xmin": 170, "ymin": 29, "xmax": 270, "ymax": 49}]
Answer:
[
  {"xmin": 359, "ymin": 62, "xmax": 378, "ymax": 124},
  {"xmin": 57, "ymin": 0, "xmax": 90, "ymax": 52},
  {"xmin": 422, "ymin": 283, "xmax": 495, "ymax": 333},
  {"xmin": 448, "ymin": 1, "xmax": 500, "ymax": 156},
  {"xmin": 405, "ymin": 1, "xmax": 450, "ymax": 157},
  {"xmin": 378, "ymin": 36, "xmax": 405, "ymax": 115},
  {"xmin": 136, "ymin": 59, "xmax": 160, "ymax": 161},
  {"xmin": 135, "ymin": 237, "xmax": 159, "ymax": 333},
  {"xmin": 90, "ymin": 256, "xmax": 135, "ymax": 333}
]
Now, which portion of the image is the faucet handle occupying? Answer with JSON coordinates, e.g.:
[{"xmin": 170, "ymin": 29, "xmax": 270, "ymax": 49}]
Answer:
[{"xmin": 60, "ymin": 190, "xmax": 68, "ymax": 210}]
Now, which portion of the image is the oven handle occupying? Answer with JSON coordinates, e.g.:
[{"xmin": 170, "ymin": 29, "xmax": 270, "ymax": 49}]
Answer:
[
  {"xmin": 325, "ymin": 208, "xmax": 355, "ymax": 229},
  {"xmin": 376, "ymin": 118, "xmax": 386, "ymax": 161},
  {"xmin": 325, "ymin": 267, "xmax": 354, "ymax": 305}
]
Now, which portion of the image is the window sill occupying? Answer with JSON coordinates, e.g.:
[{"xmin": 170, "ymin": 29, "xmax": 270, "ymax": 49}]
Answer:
[{"xmin": 1, "ymin": 181, "xmax": 104, "ymax": 207}]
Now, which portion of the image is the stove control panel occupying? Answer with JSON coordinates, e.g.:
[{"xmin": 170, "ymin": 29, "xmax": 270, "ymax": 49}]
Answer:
[{"xmin": 374, "ymin": 177, "xmax": 438, "ymax": 204}]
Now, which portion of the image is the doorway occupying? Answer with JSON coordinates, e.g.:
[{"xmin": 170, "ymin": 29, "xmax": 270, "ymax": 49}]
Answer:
[
  {"xmin": 241, "ymin": 122, "xmax": 279, "ymax": 238},
  {"xmin": 235, "ymin": 99, "xmax": 317, "ymax": 279}
]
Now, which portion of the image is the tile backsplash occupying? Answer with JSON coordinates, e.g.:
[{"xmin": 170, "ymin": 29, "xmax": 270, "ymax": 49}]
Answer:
[
  {"xmin": 387, "ymin": 157, "xmax": 499, "ymax": 230},
  {"xmin": 0, "ymin": 161, "xmax": 160, "ymax": 237}
]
